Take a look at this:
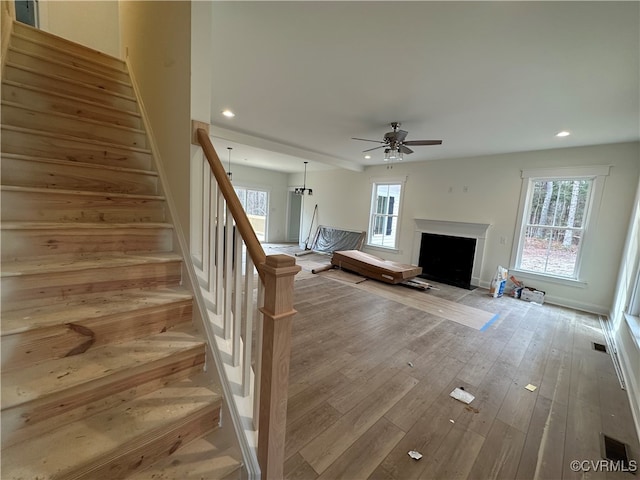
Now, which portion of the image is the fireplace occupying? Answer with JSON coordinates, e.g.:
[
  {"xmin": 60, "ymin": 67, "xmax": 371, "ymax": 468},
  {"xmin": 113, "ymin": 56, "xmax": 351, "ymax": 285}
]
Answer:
[
  {"xmin": 412, "ymin": 219, "xmax": 491, "ymax": 289},
  {"xmin": 419, "ymin": 233, "xmax": 476, "ymax": 289}
]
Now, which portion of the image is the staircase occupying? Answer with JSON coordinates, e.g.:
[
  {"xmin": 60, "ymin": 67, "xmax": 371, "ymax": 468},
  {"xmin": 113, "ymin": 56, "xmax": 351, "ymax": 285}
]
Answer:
[{"xmin": 1, "ymin": 21, "xmax": 241, "ymax": 479}]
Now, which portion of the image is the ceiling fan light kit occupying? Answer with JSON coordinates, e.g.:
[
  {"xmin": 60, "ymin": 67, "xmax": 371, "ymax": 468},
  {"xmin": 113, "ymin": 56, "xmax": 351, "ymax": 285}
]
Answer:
[{"xmin": 353, "ymin": 122, "xmax": 442, "ymax": 162}]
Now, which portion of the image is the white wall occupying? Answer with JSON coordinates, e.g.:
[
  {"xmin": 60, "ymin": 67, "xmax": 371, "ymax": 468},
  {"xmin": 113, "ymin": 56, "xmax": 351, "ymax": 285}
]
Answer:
[
  {"xmin": 611, "ymin": 175, "xmax": 640, "ymax": 439},
  {"xmin": 295, "ymin": 142, "xmax": 640, "ymax": 313},
  {"xmin": 119, "ymin": 1, "xmax": 192, "ymax": 244},
  {"xmin": 38, "ymin": 0, "xmax": 120, "ymax": 57}
]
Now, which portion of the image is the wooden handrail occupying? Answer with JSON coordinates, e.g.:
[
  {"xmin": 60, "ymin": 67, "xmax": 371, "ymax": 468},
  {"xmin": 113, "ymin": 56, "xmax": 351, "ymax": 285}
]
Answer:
[{"xmin": 196, "ymin": 127, "xmax": 266, "ymax": 278}]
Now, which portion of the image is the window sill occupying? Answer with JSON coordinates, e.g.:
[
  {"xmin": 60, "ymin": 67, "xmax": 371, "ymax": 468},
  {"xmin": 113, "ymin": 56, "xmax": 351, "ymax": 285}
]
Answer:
[
  {"xmin": 509, "ymin": 269, "xmax": 588, "ymax": 288},
  {"xmin": 365, "ymin": 244, "xmax": 400, "ymax": 254},
  {"xmin": 624, "ymin": 313, "xmax": 640, "ymax": 351}
]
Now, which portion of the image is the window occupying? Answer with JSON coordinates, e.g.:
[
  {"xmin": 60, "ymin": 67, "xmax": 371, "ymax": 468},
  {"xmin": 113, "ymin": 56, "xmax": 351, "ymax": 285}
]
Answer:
[
  {"xmin": 513, "ymin": 166, "xmax": 610, "ymax": 280},
  {"xmin": 368, "ymin": 181, "xmax": 403, "ymax": 249},
  {"xmin": 234, "ymin": 187, "xmax": 268, "ymax": 241}
]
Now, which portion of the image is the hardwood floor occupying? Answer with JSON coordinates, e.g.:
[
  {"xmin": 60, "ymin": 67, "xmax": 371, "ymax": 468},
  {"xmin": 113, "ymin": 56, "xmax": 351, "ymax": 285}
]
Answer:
[{"xmin": 284, "ymin": 269, "xmax": 639, "ymax": 479}]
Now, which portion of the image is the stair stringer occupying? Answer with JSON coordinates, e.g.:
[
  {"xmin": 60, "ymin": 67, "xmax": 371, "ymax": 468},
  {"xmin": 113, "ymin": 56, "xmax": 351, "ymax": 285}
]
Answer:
[{"xmin": 125, "ymin": 59, "xmax": 254, "ymax": 479}]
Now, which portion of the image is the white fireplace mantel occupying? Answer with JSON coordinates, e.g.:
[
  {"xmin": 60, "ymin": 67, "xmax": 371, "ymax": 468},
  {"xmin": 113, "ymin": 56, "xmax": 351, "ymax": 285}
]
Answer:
[
  {"xmin": 413, "ymin": 219, "xmax": 491, "ymax": 239},
  {"xmin": 412, "ymin": 219, "xmax": 491, "ymax": 287}
]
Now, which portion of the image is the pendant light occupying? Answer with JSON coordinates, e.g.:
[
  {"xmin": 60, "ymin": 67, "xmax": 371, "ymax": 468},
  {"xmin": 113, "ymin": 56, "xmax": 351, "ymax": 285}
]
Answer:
[{"xmin": 294, "ymin": 161, "xmax": 313, "ymax": 195}]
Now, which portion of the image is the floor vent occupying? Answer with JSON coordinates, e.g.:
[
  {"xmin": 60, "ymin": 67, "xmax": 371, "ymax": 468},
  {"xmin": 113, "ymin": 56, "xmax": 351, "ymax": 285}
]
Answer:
[
  {"xmin": 593, "ymin": 342, "xmax": 608, "ymax": 353},
  {"xmin": 600, "ymin": 433, "xmax": 633, "ymax": 470}
]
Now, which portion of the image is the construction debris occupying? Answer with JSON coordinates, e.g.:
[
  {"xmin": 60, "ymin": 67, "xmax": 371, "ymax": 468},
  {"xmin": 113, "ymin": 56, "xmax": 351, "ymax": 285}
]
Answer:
[
  {"xmin": 408, "ymin": 451, "xmax": 423, "ymax": 460},
  {"xmin": 450, "ymin": 387, "xmax": 475, "ymax": 404}
]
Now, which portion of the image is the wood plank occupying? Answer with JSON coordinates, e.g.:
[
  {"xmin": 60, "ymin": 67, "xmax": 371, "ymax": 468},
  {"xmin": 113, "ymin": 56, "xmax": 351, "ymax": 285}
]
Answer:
[
  {"xmin": 285, "ymin": 453, "xmax": 319, "ymax": 480},
  {"xmin": 299, "ymin": 372, "xmax": 418, "ymax": 474},
  {"xmin": 7, "ymin": 47, "xmax": 134, "ymax": 96},
  {"xmin": 1, "ymin": 253, "xmax": 183, "ymax": 310},
  {"xmin": 515, "ymin": 394, "xmax": 568, "ymax": 480},
  {"xmin": 10, "ymin": 32, "xmax": 130, "ymax": 81},
  {"xmin": 1, "ymin": 377, "xmax": 220, "ymax": 480},
  {"xmin": 2, "ymin": 101, "xmax": 147, "ymax": 148},
  {"xmin": 12, "ymin": 20, "xmax": 127, "ymax": 70},
  {"xmin": 495, "ymin": 378, "xmax": 539, "ymax": 434},
  {"xmin": 3, "ymin": 63, "xmax": 139, "ymax": 111},
  {"xmin": 316, "ymin": 417, "xmax": 404, "ymax": 480},
  {"xmin": 354, "ymin": 279, "xmax": 497, "ymax": 330},
  {"xmin": 1, "ymin": 154, "xmax": 158, "ymax": 194},
  {"xmin": 285, "ymin": 401, "xmax": 342, "ymax": 460},
  {"xmin": 1, "ymin": 293, "xmax": 192, "ymax": 370},
  {"xmin": 1, "ymin": 223, "xmax": 172, "ymax": 260},
  {"xmin": 379, "ymin": 378, "xmax": 469, "ymax": 480},
  {"xmin": 1, "ymin": 186, "xmax": 166, "ymax": 223},
  {"xmin": 126, "ymin": 434, "xmax": 241, "ymax": 480},
  {"xmin": 384, "ymin": 355, "xmax": 466, "ymax": 432},
  {"xmin": 2, "ymin": 80, "xmax": 142, "ymax": 128},
  {"xmin": 1, "ymin": 125, "xmax": 152, "ymax": 170},
  {"xmin": 468, "ymin": 419, "xmax": 527, "ymax": 479},
  {"xmin": 416, "ymin": 424, "xmax": 485, "ymax": 480}
]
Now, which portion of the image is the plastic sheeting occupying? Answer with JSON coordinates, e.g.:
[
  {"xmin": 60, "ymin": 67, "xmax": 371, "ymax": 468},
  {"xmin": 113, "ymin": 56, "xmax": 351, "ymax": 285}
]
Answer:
[{"xmin": 310, "ymin": 225, "xmax": 365, "ymax": 254}]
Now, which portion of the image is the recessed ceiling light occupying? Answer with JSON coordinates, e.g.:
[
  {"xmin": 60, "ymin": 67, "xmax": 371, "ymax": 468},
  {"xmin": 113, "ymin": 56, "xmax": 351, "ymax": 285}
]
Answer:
[
  {"xmin": 556, "ymin": 131, "xmax": 570, "ymax": 137},
  {"xmin": 222, "ymin": 109, "xmax": 235, "ymax": 118},
  {"xmin": 364, "ymin": 155, "xmax": 371, "ymax": 159}
]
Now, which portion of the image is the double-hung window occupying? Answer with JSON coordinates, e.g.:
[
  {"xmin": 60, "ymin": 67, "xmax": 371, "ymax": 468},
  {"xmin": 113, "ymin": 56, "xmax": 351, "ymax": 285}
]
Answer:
[
  {"xmin": 368, "ymin": 180, "xmax": 404, "ymax": 250},
  {"xmin": 513, "ymin": 166, "xmax": 610, "ymax": 281}
]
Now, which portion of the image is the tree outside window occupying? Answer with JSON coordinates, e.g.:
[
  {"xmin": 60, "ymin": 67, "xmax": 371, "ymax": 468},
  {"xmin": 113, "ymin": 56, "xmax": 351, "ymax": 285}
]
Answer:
[
  {"xmin": 517, "ymin": 177, "xmax": 593, "ymax": 278},
  {"xmin": 234, "ymin": 187, "xmax": 268, "ymax": 241}
]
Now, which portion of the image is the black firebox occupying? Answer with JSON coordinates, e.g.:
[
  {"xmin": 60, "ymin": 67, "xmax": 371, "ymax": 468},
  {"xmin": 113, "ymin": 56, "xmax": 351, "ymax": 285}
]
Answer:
[{"xmin": 418, "ymin": 233, "xmax": 476, "ymax": 289}]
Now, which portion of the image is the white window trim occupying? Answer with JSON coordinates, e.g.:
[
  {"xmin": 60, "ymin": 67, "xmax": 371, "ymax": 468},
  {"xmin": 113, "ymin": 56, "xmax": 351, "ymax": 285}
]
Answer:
[
  {"xmin": 366, "ymin": 176, "xmax": 407, "ymax": 251},
  {"xmin": 510, "ymin": 165, "xmax": 611, "ymax": 284}
]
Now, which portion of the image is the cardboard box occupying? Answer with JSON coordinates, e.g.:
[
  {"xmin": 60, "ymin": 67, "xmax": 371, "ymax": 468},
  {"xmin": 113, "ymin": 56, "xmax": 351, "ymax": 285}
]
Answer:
[{"xmin": 521, "ymin": 288, "xmax": 545, "ymax": 304}]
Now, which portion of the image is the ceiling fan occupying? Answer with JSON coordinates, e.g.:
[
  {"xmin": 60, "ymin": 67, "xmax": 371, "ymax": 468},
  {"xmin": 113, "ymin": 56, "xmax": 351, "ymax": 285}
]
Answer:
[{"xmin": 352, "ymin": 122, "xmax": 442, "ymax": 161}]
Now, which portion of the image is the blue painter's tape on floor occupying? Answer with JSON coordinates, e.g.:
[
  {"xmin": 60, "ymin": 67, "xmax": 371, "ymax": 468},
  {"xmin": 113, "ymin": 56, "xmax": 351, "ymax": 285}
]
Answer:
[{"xmin": 480, "ymin": 313, "xmax": 500, "ymax": 332}]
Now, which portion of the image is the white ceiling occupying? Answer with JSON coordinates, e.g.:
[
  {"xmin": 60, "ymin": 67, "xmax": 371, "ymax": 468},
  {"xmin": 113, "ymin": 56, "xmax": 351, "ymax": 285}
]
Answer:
[{"xmin": 210, "ymin": 2, "xmax": 639, "ymax": 174}]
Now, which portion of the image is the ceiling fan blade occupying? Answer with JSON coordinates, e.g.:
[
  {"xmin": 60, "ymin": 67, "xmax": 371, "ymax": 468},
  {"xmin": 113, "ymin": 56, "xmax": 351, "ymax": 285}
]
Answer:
[
  {"xmin": 394, "ymin": 129, "xmax": 408, "ymax": 143},
  {"xmin": 403, "ymin": 140, "xmax": 443, "ymax": 146},
  {"xmin": 352, "ymin": 137, "xmax": 385, "ymax": 144},
  {"xmin": 362, "ymin": 145, "xmax": 386, "ymax": 153},
  {"xmin": 399, "ymin": 145, "xmax": 414, "ymax": 154}
]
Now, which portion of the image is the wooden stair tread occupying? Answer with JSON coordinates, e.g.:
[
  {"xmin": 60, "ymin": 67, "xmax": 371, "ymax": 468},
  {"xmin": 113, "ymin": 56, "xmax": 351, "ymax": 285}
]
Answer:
[
  {"xmin": 0, "ymin": 184, "xmax": 164, "ymax": 200},
  {"xmin": 11, "ymin": 31, "xmax": 128, "ymax": 75},
  {"xmin": 0, "ymin": 251, "xmax": 181, "ymax": 276},
  {"xmin": 2, "ymin": 100, "xmax": 146, "ymax": 135},
  {"xmin": 12, "ymin": 21, "xmax": 126, "ymax": 70},
  {"xmin": 128, "ymin": 433, "xmax": 242, "ymax": 480},
  {"xmin": 8, "ymin": 45, "xmax": 133, "ymax": 88},
  {"xmin": 1, "ymin": 221, "xmax": 171, "ymax": 230},
  {"xmin": 1, "ymin": 327, "xmax": 204, "ymax": 409},
  {"xmin": 1, "ymin": 287, "xmax": 192, "ymax": 336},
  {"xmin": 0, "ymin": 252, "xmax": 182, "ymax": 278},
  {"xmin": 1, "ymin": 124, "xmax": 151, "ymax": 153},
  {"xmin": 2, "ymin": 63, "xmax": 136, "ymax": 101},
  {"xmin": 1, "ymin": 375, "xmax": 221, "ymax": 480},
  {"xmin": 0, "ymin": 152, "xmax": 157, "ymax": 176}
]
